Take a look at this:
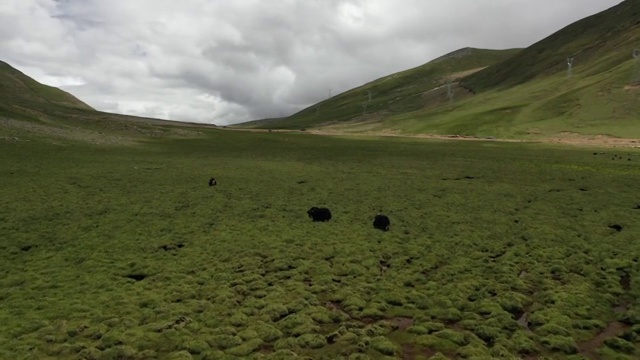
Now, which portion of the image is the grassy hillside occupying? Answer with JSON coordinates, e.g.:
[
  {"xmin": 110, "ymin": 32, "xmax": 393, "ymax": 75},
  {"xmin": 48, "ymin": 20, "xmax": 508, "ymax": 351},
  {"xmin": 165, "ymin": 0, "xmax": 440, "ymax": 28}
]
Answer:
[
  {"xmin": 0, "ymin": 60, "xmax": 94, "ymax": 119},
  {"xmin": 462, "ymin": 0, "xmax": 639, "ymax": 91},
  {"xmin": 241, "ymin": 48, "xmax": 521, "ymax": 129},
  {"xmin": 375, "ymin": 55, "xmax": 640, "ymax": 139},
  {"xmin": 3, "ymin": 124, "xmax": 640, "ymax": 359},
  {"xmin": 240, "ymin": 0, "xmax": 640, "ymax": 140},
  {"xmin": 0, "ymin": 60, "xmax": 217, "ymax": 145}
]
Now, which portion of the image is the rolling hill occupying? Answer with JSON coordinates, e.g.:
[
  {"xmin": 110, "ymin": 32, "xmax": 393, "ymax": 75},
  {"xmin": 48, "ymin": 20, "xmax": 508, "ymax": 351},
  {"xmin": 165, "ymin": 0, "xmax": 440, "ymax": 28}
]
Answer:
[
  {"xmin": 0, "ymin": 61, "xmax": 215, "ymax": 145},
  {"xmin": 239, "ymin": 0, "xmax": 640, "ymax": 140},
  {"xmin": 463, "ymin": 0, "xmax": 640, "ymax": 91},
  {"xmin": 240, "ymin": 48, "xmax": 522, "ymax": 130},
  {"xmin": 0, "ymin": 60, "xmax": 94, "ymax": 119}
]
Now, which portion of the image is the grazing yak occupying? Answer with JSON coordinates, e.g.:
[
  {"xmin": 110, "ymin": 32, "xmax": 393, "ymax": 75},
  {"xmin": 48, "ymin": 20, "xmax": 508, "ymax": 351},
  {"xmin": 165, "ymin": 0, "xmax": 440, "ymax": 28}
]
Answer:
[
  {"xmin": 373, "ymin": 214, "xmax": 390, "ymax": 231},
  {"xmin": 307, "ymin": 207, "xmax": 332, "ymax": 222},
  {"xmin": 208, "ymin": 177, "xmax": 217, "ymax": 186}
]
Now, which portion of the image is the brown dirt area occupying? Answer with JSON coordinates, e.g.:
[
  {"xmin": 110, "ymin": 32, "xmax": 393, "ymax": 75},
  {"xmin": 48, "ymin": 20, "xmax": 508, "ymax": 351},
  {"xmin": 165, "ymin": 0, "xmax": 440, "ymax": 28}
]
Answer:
[
  {"xmin": 227, "ymin": 128, "xmax": 640, "ymax": 149},
  {"xmin": 442, "ymin": 67, "xmax": 488, "ymax": 81},
  {"xmin": 577, "ymin": 321, "xmax": 630, "ymax": 359}
]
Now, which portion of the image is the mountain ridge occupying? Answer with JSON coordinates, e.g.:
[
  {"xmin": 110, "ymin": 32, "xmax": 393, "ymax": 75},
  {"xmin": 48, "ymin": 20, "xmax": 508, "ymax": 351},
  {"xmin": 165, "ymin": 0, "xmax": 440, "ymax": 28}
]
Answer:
[
  {"xmin": 239, "ymin": 47, "xmax": 521, "ymax": 129},
  {"xmin": 238, "ymin": 0, "xmax": 640, "ymax": 139}
]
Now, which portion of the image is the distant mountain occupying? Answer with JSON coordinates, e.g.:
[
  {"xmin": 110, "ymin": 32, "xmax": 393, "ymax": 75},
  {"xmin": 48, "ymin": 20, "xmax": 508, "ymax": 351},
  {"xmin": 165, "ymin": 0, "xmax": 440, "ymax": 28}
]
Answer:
[
  {"xmin": 239, "ymin": 0, "xmax": 640, "ymax": 139},
  {"xmin": 0, "ymin": 60, "xmax": 214, "ymax": 144},
  {"xmin": 240, "ymin": 48, "xmax": 521, "ymax": 129},
  {"xmin": 0, "ymin": 60, "xmax": 94, "ymax": 121}
]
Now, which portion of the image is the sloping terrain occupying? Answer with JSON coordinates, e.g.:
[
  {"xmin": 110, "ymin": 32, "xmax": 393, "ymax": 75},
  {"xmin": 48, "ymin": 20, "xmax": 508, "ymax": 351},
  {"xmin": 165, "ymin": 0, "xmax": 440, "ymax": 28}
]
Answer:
[
  {"xmin": 0, "ymin": 60, "xmax": 93, "ymax": 118},
  {"xmin": 462, "ymin": 0, "xmax": 640, "ymax": 91},
  {"xmin": 240, "ymin": 0, "xmax": 640, "ymax": 140},
  {"xmin": 0, "ymin": 61, "xmax": 213, "ymax": 144},
  {"xmin": 240, "ymin": 48, "xmax": 521, "ymax": 129}
]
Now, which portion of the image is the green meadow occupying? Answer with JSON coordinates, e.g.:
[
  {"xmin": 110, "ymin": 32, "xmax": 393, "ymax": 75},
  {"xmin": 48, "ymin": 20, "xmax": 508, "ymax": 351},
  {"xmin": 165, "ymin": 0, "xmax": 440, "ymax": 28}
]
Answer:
[{"xmin": 1, "ymin": 130, "xmax": 640, "ymax": 360}]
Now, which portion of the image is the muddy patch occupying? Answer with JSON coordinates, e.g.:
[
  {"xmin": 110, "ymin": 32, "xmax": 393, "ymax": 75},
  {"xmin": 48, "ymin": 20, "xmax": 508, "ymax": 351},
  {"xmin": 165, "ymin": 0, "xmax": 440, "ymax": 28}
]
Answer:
[
  {"xmin": 401, "ymin": 344, "xmax": 417, "ymax": 360},
  {"xmin": 361, "ymin": 317, "xmax": 377, "ymax": 325},
  {"xmin": 259, "ymin": 344, "xmax": 274, "ymax": 354},
  {"xmin": 577, "ymin": 321, "xmax": 630, "ymax": 358},
  {"xmin": 159, "ymin": 243, "xmax": 184, "ymax": 251},
  {"xmin": 326, "ymin": 301, "xmax": 343, "ymax": 311},
  {"xmin": 390, "ymin": 317, "xmax": 415, "ymax": 331},
  {"xmin": 326, "ymin": 303, "xmax": 415, "ymax": 331},
  {"xmin": 619, "ymin": 272, "xmax": 631, "ymax": 291},
  {"xmin": 521, "ymin": 355, "xmax": 542, "ymax": 360},
  {"xmin": 326, "ymin": 301, "xmax": 354, "ymax": 319},
  {"xmin": 613, "ymin": 304, "xmax": 628, "ymax": 314},
  {"xmin": 400, "ymin": 344, "xmax": 438, "ymax": 360},
  {"xmin": 155, "ymin": 316, "xmax": 191, "ymax": 333},
  {"xmin": 517, "ymin": 311, "xmax": 531, "ymax": 331},
  {"xmin": 379, "ymin": 259, "xmax": 391, "ymax": 276}
]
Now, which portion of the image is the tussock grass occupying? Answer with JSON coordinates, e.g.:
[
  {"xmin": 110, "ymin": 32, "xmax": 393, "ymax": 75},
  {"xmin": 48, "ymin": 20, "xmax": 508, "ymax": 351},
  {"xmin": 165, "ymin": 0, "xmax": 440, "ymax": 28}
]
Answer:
[{"xmin": 1, "ymin": 129, "xmax": 640, "ymax": 359}]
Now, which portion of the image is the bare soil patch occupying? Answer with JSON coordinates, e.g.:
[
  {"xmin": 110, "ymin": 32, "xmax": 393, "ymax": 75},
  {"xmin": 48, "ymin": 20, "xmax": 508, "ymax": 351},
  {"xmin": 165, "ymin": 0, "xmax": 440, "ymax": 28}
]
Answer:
[
  {"xmin": 227, "ymin": 127, "xmax": 640, "ymax": 149},
  {"xmin": 401, "ymin": 344, "xmax": 417, "ymax": 360},
  {"xmin": 390, "ymin": 317, "xmax": 415, "ymax": 331},
  {"xmin": 577, "ymin": 321, "xmax": 630, "ymax": 358},
  {"xmin": 517, "ymin": 310, "xmax": 531, "ymax": 331},
  {"xmin": 400, "ymin": 344, "xmax": 438, "ymax": 360},
  {"xmin": 543, "ymin": 132, "xmax": 640, "ymax": 149},
  {"xmin": 442, "ymin": 67, "xmax": 488, "ymax": 81},
  {"xmin": 619, "ymin": 272, "xmax": 631, "ymax": 291}
]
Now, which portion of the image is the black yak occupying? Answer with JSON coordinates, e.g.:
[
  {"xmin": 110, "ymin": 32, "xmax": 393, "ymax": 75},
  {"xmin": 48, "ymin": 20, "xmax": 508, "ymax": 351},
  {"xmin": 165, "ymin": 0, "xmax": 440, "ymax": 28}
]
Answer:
[
  {"xmin": 208, "ymin": 177, "xmax": 217, "ymax": 186},
  {"xmin": 373, "ymin": 214, "xmax": 390, "ymax": 231},
  {"xmin": 307, "ymin": 207, "xmax": 332, "ymax": 222}
]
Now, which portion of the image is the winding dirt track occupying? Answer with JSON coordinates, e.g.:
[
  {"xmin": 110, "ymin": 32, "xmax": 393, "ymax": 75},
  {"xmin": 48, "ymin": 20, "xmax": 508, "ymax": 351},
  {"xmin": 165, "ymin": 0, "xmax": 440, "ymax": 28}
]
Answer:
[{"xmin": 226, "ymin": 127, "xmax": 640, "ymax": 149}]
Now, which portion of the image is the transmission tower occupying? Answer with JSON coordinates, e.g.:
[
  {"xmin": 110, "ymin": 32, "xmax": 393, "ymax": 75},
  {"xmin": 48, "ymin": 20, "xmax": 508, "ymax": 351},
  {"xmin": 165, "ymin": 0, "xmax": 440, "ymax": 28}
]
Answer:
[
  {"xmin": 362, "ymin": 91, "xmax": 372, "ymax": 116},
  {"xmin": 446, "ymin": 78, "xmax": 455, "ymax": 103},
  {"xmin": 566, "ymin": 57, "xmax": 575, "ymax": 78}
]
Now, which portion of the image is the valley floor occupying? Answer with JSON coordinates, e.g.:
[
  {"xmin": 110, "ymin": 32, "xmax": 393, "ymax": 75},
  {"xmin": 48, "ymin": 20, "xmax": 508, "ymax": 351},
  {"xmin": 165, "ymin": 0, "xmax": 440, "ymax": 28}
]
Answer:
[{"xmin": 1, "ymin": 128, "xmax": 640, "ymax": 359}]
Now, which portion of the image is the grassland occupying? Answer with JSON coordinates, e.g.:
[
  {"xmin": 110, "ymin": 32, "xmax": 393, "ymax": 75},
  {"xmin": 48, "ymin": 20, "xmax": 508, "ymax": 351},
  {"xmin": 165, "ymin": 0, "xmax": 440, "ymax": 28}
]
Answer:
[
  {"xmin": 2, "ymin": 124, "xmax": 640, "ymax": 359},
  {"xmin": 368, "ymin": 58, "xmax": 640, "ymax": 140}
]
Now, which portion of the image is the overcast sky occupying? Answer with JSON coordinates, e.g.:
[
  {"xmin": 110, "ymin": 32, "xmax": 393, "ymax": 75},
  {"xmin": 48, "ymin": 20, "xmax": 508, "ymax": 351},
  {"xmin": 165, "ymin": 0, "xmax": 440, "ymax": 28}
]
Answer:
[{"xmin": 0, "ymin": 0, "xmax": 623, "ymax": 125}]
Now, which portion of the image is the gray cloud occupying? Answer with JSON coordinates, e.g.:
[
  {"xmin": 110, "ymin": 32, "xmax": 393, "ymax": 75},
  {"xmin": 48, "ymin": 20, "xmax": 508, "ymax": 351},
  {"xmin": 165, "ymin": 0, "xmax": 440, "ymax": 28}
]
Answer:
[{"xmin": 0, "ymin": 0, "xmax": 623, "ymax": 125}]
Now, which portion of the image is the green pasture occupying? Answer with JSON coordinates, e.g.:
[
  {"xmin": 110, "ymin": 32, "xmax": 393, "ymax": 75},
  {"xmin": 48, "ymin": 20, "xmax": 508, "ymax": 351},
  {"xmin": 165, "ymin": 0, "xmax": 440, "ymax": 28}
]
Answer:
[
  {"xmin": 1, "ymin": 129, "xmax": 640, "ymax": 359},
  {"xmin": 384, "ymin": 59, "xmax": 640, "ymax": 139}
]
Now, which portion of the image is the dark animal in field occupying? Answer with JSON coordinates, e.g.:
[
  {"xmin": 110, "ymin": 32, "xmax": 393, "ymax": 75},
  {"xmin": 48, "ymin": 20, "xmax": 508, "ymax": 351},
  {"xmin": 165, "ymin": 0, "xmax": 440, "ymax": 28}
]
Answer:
[
  {"xmin": 208, "ymin": 177, "xmax": 217, "ymax": 186},
  {"xmin": 373, "ymin": 214, "xmax": 390, "ymax": 231},
  {"xmin": 609, "ymin": 224, "xmax": 623, "ymax": 232},
  {"xmin": 307, "ymin": 207, "xmax": 332, "ymax": 222}
]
